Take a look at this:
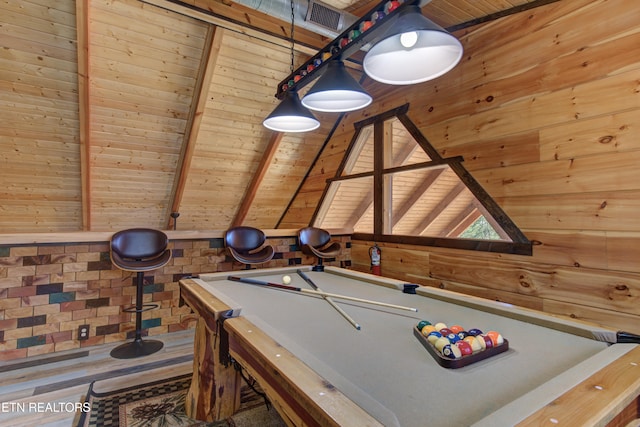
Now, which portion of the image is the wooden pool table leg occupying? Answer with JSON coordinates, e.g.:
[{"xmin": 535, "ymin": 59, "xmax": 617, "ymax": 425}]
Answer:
[{"xmin": 185, "ymin": 317, "xmax": 241, "ymax": 421}]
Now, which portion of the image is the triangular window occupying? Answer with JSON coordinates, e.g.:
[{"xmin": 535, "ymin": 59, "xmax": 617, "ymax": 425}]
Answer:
[{"xmin": 314, "ymin": 105, "xmax": 531, "ymax": 255}]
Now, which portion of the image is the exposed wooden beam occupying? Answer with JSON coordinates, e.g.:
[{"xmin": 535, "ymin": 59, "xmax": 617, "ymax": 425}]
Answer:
[
  {"xmin": 472, "ymin": 199, "xmax": 512, "ymax": 241},
  {"xmin": 448, "ymin": 162, "xmax": 530, "ymax": 244},
  {"xmin": 391, "ymin": 168, "xmax": 446, "ymax": 226},
  {"xmin": 411, "ymin": 182, "xmax": 466, "ymax": 235},
  {"xmin": 167, "ymin": 25, "xmax": 223, "ymax": 229},
  {"xmin": 232, "ymin": 132, "xmax": 284, "ymax": 227},
  {"xmin": 312, "ymin": 125, "xmax": 372, "ymax": 227},
  {"xmin": 443, "ymin": 204, "xmax": 480, "ymax": 237},
  {"xmin": 76, "ymin": 0, "xmax": 91, "ymax": 230},
  {"xmin": 345, "ymin": 192, "xmax": 374, "ymax": 229}
]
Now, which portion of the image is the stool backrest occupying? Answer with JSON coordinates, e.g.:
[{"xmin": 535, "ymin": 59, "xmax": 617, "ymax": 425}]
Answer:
[
  {"xmin": 298, "ymin": 227, "xmax": 331, "ymax": 249},
  {"xmin": 225, "ymin": 226, "xmax": 266, "ymax": 253},
  {"xmin": 111, "ymin": 228, "xmax": 168, "ymax": 260}
]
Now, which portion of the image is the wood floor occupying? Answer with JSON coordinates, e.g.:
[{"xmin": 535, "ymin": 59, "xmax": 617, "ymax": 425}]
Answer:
[{"xmin": 0, "ymin": 330, "xmax": 195, "ymax": 427}]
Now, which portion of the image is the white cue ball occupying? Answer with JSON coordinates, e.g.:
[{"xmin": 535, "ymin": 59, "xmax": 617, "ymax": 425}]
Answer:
[{"xmin": 282, "ymin": 275, "xmax": 292, "ymax": 285}]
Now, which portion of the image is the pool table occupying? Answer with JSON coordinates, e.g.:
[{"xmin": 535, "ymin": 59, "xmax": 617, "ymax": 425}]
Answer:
[{"xmin": 179, "ymin": 266, "xmax": 640, "ymax": 427}]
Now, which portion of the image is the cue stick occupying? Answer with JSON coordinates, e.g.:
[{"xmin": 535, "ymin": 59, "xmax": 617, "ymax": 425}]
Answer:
[
  {"xmin": 296, "ymin": 269, "xmax": 361, "ymax": 330},
  {"xmin": 227, "ymin": 276, "xmax": 418, "ymax": 312}
]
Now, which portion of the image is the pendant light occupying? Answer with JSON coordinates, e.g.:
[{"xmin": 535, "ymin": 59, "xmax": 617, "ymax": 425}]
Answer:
[
  {"xmin": 263, "ymin": 88, "xmax": 320, "ymax": 132},
  {"xmin": 363, "ymin": 5, "xmax": 463, "ymax": 85},
  {"xmin": 301, "ymin": 60, "xmax": 372, "ymax": 112},
  {"xmin": 262, "ymin": 0, "xmax": 319, "ymax": 132}
]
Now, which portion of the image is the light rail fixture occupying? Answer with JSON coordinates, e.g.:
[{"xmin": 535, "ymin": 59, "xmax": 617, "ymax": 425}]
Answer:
[{"xmin": 267, "ymin": 0, "xmax": 462, "ymax": 131}]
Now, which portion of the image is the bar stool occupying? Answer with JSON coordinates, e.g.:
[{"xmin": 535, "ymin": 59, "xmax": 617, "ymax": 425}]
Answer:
[
  {"xmin": 109, "ymin": 228, "xmax": 172, "ymax": 359},
  {"xmin": 298, "ymin": 227, "xmax": 341, "ymax": 271},
  {"xmin": 225, "ymin": 226, "xmax": 274, "ymax": 269}
]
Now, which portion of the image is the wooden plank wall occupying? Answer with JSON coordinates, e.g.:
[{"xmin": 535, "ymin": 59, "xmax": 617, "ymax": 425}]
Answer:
[
  {"xmin": 87, "ymin": 0, "xmax": 208, "ymax": 230},
  {"xmin": 282, "ymin": 0, "xmax": 640, "ymax": 334},
  {"xmin": 176, "ymin": 29, "xmax": 332, "ymax": 230},
  {"xmin": 0, "ymin": 0, "xmax": 82, "ymax": 231}
]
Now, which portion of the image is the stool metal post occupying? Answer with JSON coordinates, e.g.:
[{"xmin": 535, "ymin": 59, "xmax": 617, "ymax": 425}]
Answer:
[{"xmin": 110, "ymin": 271, "xmax": 164, "ymax": 359}]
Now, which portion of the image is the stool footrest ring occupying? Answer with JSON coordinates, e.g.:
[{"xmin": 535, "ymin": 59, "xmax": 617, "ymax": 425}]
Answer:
[{"xmin": 123, "ymin": 303, "xmax": 159, "ymax": 314}]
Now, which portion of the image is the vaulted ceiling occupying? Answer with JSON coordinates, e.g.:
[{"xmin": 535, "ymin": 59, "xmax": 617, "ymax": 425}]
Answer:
[{"xmin": 0, "ymin": 0, "xmax": 546, "ymax": 233}]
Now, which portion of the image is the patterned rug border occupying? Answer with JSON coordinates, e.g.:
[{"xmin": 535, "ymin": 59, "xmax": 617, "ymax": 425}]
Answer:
[
  {"xmin": 77, "ymin": 372, "xmax": 284, "ymax": 427},
  {"xmin": 86, "ymin": 372, "xmax": 193, "ymax": 399},
  {"xmin": 76, "ymin": 373, "xmax": 194, "ymax": 427}
]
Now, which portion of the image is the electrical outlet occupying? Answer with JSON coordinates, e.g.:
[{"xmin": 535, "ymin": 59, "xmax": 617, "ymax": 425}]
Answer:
[{"xmin": 78, "ymin": 324, "xmax": 90, "ymax": 341}]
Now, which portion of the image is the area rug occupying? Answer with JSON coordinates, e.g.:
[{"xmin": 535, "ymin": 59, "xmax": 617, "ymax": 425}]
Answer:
[{"xmin": 78, "ymin": 373, "xmax": 285, "ymax": 427}]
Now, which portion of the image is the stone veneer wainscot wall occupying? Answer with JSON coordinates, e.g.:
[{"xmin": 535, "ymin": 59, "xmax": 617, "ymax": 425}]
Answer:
[{"xmin": 0, "ymin": 231, "xmax": 352, "ymax": 361}]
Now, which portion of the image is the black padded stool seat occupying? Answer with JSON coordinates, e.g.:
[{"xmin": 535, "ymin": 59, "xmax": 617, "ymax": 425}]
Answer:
[
  {"xmin": 298, "ymin": 227, "xmax": 341, "ymax": 271},
  {"xmin": 225, "ymin": 226, "xmax": 274, "ymax": 268},
  {"xmin": 109, "ymin": 228, "xmax": 171, "ymax": 359}
]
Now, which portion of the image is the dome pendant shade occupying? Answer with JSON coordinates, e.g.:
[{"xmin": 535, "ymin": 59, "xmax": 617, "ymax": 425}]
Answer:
[
  {"xmin": 363, "ymin": 5, "xmax": 463, "ymax": 85},
  {"xmin": 301, "ymin": 61, "xmax": 372, "ymax": 112},
  {"xmin": 263, "ymin": 89, "xmax": 320, "ymax": 132}
]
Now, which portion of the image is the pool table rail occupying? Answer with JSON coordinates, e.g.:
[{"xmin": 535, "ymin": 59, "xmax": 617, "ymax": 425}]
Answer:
[{"xmin": 516, "ymin": 344, "xmax": 640, "ymax": 426}]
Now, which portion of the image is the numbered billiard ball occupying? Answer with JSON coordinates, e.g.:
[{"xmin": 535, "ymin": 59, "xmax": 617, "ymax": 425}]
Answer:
[
  {"xmin": 439, "ymin": 328, "xmax": 453, "ymax": 336},
  {"xmin": 427, "ymin": 331, "xmax": 442, "ymax": 344},
  {"xmin": 434, "ymin": 322, "xmax": 448, "ymax": 331},
  {"xmin": 468, "ymin": 328, "xmax": 483, "ymax": 336},
  {"xmin": 446, "ymin": 333, "xmax": 461, "ymax": 344},
  {"xmin": 463, "ymin": 336, "xmax": 483, "ymax": 353},
  {"xmin": 455, "ymin": 341, "xmax": 473, "ymax": 356},
  {"xmin": 417, "ymin": 320, "xmax": 431, "ymax": 331},
  {"xmin": 441, "ymin": 344, "xmax": 462, "ymax": 359},
  {"xmin": 486, "ymin": 331, "xmax": 504, "ymax": 346},
  {"xmin": 421, "ymin": 325, "xmax": 437, "ymax": 336},
  {"xmin": 480, "ymin": 335, "xmax": 494, "ymax": 349},
  {"xmin": 434, "ymin": 336, "xmax": 451, "ymax": 352},
  {"xmin": 449, "ymin": 325, "xmax": 464, "ymax": 334}
]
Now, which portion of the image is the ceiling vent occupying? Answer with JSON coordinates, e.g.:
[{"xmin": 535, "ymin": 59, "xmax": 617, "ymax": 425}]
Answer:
[{"xmin": 305, "ymin": 0, "xmax": 347, "ymax": 33}]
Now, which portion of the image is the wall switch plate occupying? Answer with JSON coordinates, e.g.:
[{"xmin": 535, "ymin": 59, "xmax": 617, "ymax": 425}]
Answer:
[{"xmin": 78, "ymin": 324, "xmax": 90, "ymax": 341}]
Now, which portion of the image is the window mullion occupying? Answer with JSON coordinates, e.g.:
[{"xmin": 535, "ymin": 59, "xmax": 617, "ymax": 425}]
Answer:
[{"xmin": 373, "ymin": 121, "xmax": 384, "ymax": 236}]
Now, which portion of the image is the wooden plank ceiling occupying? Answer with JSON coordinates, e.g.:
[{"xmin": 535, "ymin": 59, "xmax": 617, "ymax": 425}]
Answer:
[{"xmin": 0, "ymin": 0, "xmax": 542, "ymax": 232}]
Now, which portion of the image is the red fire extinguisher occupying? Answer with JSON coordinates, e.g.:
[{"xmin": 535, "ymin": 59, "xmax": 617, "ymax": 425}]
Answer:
[{"xmin": 369, "ymin": 243, "xmax": 381, "ymax": 276}]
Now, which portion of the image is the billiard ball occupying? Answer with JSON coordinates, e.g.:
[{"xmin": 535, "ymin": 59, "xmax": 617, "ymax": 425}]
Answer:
[
  {"xmin": 449, "ymin": 325, "xmax": 464, "ymax": 334},
  {"xmin": 479, "ymin": 335, "xmax": 494, "ymax": 349},
  {"xmin": 441, "ymin": 344, "xmax": 462, "ymax": 359},
  {"xmin": 359, "ymin": 20, "xmax": 373, "ymax": 32},
  {"xmin": 463, "ymin": 336, "xmax": 483, "ymax": 353},
  {"xmin": 486, "ymin": 331, "xmax": 504, "ymax": 346},
  {"xmin": 446, "ymin": 333, "xmax": 461, "ymax": 344},
  {"xmin": 439, "ymin": 328, "xmax": 453, "ymax": 336},
  {"xmin": 282, "ymin": 275, "xmax": 291, "ymax": 285},
  {"xmin": 457, "ymin": 330, "xmax": 469, "ymax": 340},
  {"xmin": 434, "ymin": 322, "xmax": 447, "ymax": 331},
  {"xmin": 417, "ymin": 320, "xmax": 431, "ymax": 331},
  {"xmin": 384, "ymin": 0, "xmax": 400, "ymax": 14},
  {"xmin": 421, "ymin": 325, "xmax": 437, "ymax": 336},
  {"xmin": 434, "ymin": 336, "xmax": 451, "ymax": 352},
  {"xmin": 455, "ymin": 341, "xmax": 473, "ymax": 356},
  {"xmin": 467, "ymin": 328, "xmax": 483, "ymax": 336},
  {"xmin": 427, "ymin": 331, "xmax": 442, "ymax": 344}
]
